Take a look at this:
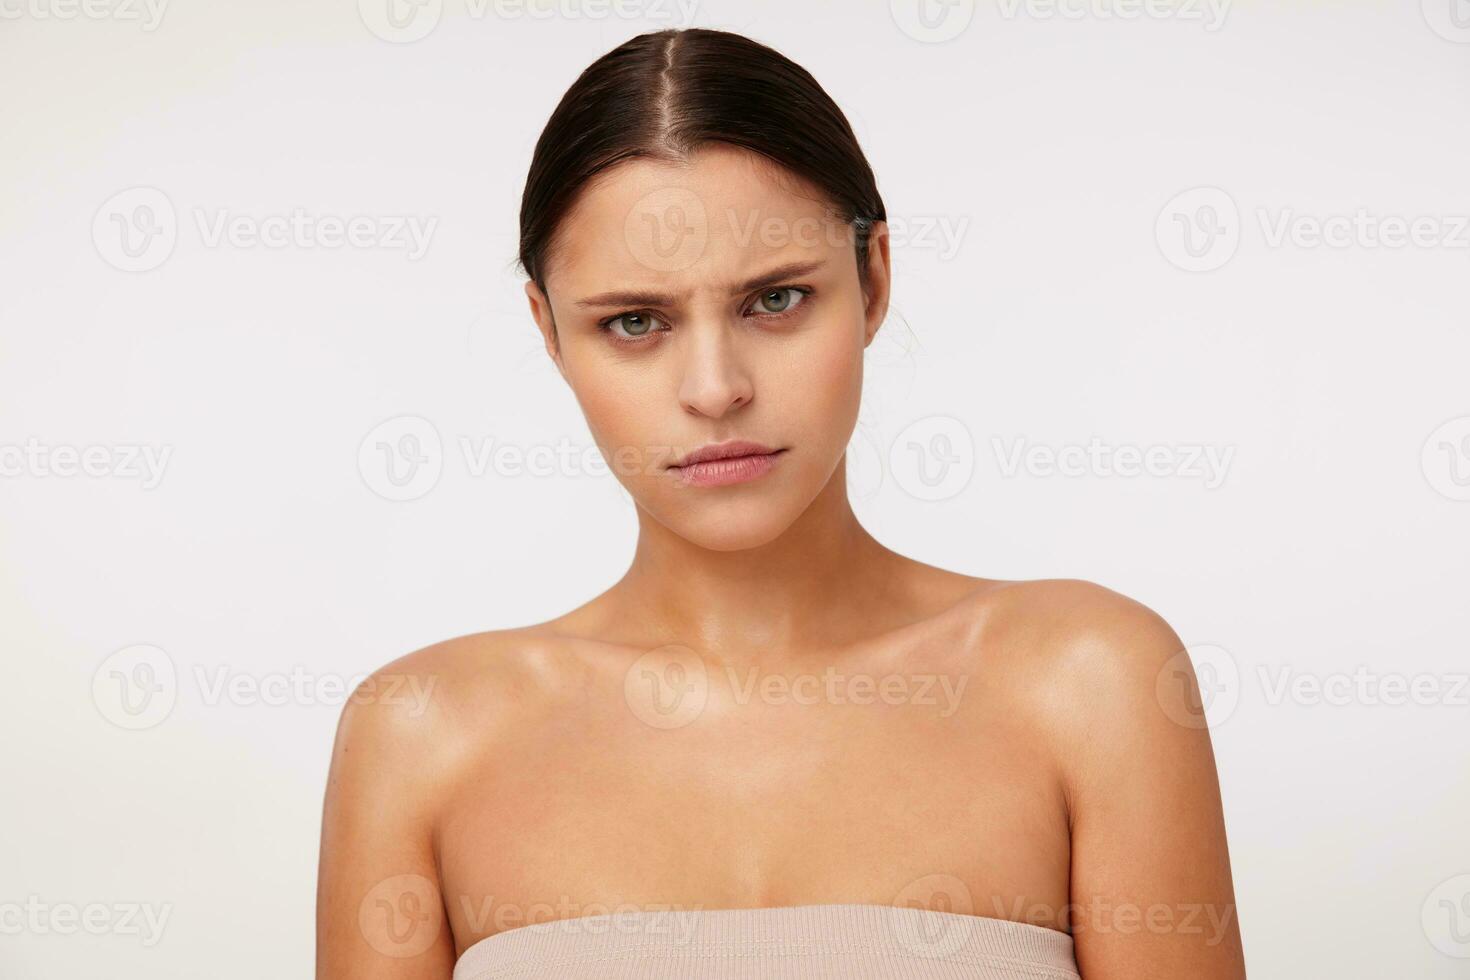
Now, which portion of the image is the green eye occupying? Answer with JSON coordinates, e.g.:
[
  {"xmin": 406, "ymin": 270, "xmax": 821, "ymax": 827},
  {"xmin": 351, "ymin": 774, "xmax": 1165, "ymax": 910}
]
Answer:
[
  {"xmin": 751, "ymin": 287, "xmax": 807, "ymax": 316},
  {"xmin": 606, "ymin": 312, "xmax": 662, "ymax": 338}
]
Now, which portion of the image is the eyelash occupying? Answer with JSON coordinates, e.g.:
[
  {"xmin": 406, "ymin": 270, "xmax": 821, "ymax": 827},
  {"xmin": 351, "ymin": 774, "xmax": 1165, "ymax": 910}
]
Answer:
[{"xmin": 597, "ymin": 286, "xmax": 813, "ymax": 346}]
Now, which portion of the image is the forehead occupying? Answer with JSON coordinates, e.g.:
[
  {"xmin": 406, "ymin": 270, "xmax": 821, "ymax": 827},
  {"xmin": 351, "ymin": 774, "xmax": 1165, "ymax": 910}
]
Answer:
[{"xmin": 543, "ymin": 143, "xmax": 851, "ymax": 299}]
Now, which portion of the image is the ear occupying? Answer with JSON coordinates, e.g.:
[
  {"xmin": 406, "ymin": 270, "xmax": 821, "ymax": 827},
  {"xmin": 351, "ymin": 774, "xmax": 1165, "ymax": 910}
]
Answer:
[
  {"xmin": 860, "ymin": 220, "xmax": 891, "ymax": 348},
  {"xmin": 524, "ymin": 279, "xmax": 567, "ymax": 380}
]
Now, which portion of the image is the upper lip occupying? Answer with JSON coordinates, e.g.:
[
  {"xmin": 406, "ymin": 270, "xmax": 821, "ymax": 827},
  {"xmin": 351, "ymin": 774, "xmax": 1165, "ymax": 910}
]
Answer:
[{"xmin": 668, "ymin": 440, "xmax": 781, "ymax": 469}]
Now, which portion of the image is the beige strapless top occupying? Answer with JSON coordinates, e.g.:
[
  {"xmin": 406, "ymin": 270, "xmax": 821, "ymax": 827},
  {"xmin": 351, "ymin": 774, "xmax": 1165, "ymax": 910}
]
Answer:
[{"xmin": 451, "ymin": 903, "xmax": 1080, "ymax": 979}]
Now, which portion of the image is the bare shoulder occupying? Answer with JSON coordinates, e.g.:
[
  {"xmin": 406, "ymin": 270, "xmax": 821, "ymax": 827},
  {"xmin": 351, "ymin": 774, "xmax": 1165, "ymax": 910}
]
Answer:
[
  {"xmin": 968, "ymin": 577, "xmax": 1184, "ymax": 676},
  {"xmin": 961, "ymin": 577, "xmax": 1227, "ymax": 820},
  {"xmin": 317, "ymin": 627, "xmax": 586, "ymax": 972},
  {"xmin": 326, "ymin": 624, "xmax": 588, "ymax": 785},
  {"xmin": 950, "ymin": 577, "xmax": 1199, "ymax": 746},
  {"xmin": 966, "ymin": 582, "xmax": 1244, "ymax": 976}
]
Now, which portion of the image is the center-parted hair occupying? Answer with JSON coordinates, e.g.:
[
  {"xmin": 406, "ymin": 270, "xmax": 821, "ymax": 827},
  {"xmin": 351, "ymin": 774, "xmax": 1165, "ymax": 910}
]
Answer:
[{"xmin": 518, "ymin": 28, "xmax": 886, "ymax": 293}]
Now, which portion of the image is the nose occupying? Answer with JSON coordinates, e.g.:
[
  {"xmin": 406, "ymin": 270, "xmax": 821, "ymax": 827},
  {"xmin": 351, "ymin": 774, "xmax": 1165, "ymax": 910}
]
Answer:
[{"xmin": 676, "ymin": 321, "xmax": 754, "ymax": 420}]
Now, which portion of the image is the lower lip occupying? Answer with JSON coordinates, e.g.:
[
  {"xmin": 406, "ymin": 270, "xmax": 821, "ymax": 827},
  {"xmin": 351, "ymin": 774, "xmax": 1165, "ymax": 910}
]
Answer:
[{"xmin": 671, "ymin": 450, "xmax": 786, "ymax": 488}]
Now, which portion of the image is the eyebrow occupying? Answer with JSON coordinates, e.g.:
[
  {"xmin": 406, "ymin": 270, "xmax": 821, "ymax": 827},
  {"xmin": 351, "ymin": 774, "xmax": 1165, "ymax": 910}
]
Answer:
[{"xmin": 572, "ymin": 259, "xmax": 828, "ymax": 310}]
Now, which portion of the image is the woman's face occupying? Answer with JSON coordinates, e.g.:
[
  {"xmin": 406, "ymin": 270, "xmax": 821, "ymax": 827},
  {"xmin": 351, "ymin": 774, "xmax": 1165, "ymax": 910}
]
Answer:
[{"xmin": 526, "ymin": 143, "xmax": 890, "ymax": 551}]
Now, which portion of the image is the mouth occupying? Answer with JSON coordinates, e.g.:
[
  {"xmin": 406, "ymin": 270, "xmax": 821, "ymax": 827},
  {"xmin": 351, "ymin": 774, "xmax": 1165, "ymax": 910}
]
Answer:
[{"xmin": 667, "ymin": 440, "xmax": 788, "ymax": 488}]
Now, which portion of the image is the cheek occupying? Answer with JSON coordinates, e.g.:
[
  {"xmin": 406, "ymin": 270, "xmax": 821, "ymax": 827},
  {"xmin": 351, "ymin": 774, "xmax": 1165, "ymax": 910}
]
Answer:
[
  {"xmin": 780, "ymin": 314, "xmax": 865, "ymax": 442},
  {"xmin": 580, "ymin": 391, "xmax": 687, "ymax": 501},
  {"xmin": 564, "ymin": 362, "xmax": 665, "ymax": 464}
]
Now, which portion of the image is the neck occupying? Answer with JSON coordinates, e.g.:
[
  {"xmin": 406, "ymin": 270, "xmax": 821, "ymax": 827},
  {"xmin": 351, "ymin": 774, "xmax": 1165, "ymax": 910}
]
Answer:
[{"xmin": 608, "ymin": 460, "xmax": 908, "ymax": 664}]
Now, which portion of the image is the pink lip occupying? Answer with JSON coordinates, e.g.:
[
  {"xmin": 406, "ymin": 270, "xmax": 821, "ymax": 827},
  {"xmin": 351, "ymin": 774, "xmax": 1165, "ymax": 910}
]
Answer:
[{"xmin": 668, "ymin": 441, "xmax": 787, "ymax": 488}]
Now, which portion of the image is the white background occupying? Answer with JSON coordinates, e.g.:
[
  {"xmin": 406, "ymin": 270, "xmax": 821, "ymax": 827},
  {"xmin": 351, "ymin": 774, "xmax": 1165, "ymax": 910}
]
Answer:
[{"xmin": 2, "ymin": 1, "xmax": 1467, "ymax": 976}]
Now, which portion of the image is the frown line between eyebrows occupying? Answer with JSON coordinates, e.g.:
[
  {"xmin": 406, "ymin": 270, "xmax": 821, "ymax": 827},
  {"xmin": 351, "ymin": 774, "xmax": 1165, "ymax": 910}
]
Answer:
[{"xmin": 573, "ymin": 258, "xmax": 829, "ymax": 310}]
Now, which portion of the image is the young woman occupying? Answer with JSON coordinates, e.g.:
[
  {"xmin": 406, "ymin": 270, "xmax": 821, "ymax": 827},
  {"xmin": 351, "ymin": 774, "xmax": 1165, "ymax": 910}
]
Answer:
[{"xmin": 317, "ymin": 27, "xmax": 1246, "ymax": 980}]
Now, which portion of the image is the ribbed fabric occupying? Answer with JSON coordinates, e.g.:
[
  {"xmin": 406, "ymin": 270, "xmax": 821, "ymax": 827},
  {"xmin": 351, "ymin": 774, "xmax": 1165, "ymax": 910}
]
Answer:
[{"xmin": 452, "ymin": 903, "xmax": 1079, "ymax": 979}]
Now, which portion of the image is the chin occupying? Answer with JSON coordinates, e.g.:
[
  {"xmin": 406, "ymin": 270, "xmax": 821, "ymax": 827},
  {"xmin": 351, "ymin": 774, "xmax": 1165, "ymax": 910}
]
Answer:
[{"xmin": 651, "ymin": 494, "xmax": 805, "ymax": 552}]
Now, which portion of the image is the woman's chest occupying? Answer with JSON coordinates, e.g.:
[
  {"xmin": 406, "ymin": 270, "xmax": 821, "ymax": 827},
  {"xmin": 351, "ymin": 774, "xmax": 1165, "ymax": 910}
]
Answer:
[{"xmin": 433, "ymin": 700, "xmax": 1072, "ymax": 954}]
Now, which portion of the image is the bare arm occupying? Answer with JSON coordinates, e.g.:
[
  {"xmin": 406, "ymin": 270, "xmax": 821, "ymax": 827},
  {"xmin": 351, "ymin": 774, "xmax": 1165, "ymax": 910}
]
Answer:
[
  {"xmin": 316, "ymin": 667, "xmax": 455, "ymax": 979},
  {"xmin": 1053, "ymin": 585, "xmax": 1246, "ymax": 979}
]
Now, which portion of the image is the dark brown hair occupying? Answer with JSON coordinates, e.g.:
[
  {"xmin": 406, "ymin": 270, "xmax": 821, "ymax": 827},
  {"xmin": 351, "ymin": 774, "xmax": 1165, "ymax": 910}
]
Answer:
[{"xmin": 518, "ymin": 28, "xmax": 886, "ymax": 294}]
